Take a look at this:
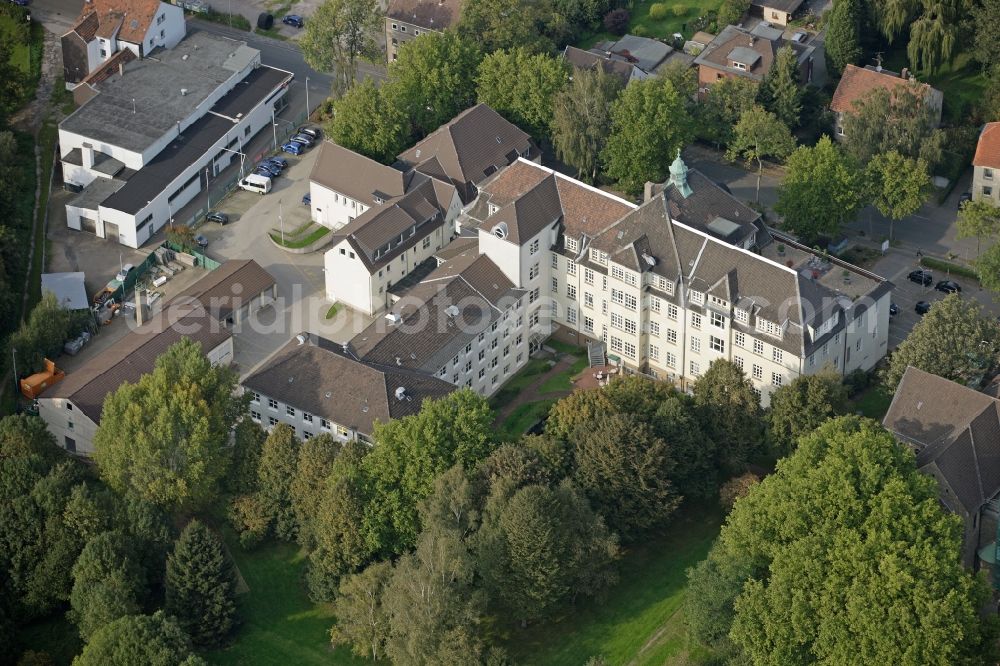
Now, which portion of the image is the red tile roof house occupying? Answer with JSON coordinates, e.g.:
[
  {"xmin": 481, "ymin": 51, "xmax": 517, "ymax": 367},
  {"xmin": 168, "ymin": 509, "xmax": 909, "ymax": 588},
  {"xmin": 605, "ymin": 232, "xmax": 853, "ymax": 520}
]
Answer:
[
  {"xmin": 61, "ymin": 0, "xmax": 186, "ymax": 89},
  {"xmin": 973, "ymin": 123, "xmax": 1000, "ymax": 206},
  {"xmin": 693, "ymin": 23, "xmax": 815, "ymax": 96},
  {"xmin": 830, "ymin": 64, "xmax": 943, "ymax": 142}
]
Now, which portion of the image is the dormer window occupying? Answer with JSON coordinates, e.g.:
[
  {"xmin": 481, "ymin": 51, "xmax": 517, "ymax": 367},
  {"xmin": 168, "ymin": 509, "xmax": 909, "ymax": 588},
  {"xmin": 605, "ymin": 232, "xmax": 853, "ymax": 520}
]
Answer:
[
  {"xmin": 374, "ymin": 196, "xmax": 384, "ymax": 205},
  {"xmin": 689, "ymin": 290, "xmax": 704, "ymax": 305},
  {"xmin": 565, "ymin": 237, "xmax": 578, "ymax": 252},
  {"xmin": 493, "ymin": 222, "xmax": 508, "ymax": 239},
  {"xmin": 733, "ymin": 62, "xmax": 747, "ymax": 71},
  {"xmin": 488, "ymin": 203, "xmax": 498, "ymax": 216}
]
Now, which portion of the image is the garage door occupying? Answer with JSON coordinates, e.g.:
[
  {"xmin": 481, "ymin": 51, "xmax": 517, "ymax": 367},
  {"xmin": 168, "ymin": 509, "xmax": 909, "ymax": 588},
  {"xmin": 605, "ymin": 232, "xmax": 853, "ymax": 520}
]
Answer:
[
  {"xmin": 104, "ymin": 221, "xmax": 120, "ymax": 243},
  {"xmin": 80, "ymin": 216, "xmax": 97, "ymax": 234}
]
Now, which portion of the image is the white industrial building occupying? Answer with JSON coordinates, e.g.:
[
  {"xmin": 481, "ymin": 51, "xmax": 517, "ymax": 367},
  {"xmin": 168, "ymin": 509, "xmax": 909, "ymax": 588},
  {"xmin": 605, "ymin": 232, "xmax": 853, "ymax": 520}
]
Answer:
[{"xmin": 59, "ymin": 30, "xmax": 293, "ymax": 248}]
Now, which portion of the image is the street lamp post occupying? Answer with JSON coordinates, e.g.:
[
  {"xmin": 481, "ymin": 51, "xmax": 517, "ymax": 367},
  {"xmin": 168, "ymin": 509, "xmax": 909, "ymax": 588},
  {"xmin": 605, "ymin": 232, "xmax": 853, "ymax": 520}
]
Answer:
[
  {"xmin": 272, "ymin": 107, "xmax": 278, "ymax": 149},
  {"xmin": 205, "ymin": 167, "xmax": 211, "ymax": 212},
  {"xmin": 305, "ymin": 76, "xmax": 310, "ymax": 121}
]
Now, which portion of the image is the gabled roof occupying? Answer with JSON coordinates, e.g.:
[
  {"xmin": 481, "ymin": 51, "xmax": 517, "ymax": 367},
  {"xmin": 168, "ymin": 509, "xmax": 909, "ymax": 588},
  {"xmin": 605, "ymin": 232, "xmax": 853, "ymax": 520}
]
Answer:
[
  {"xmin": 694, "ymin": 23, "xmax": 812, "ymax": 81},
  {"xmin": 81, "ymin": 0, "xmax": 164, "ymax": 44},
  {"xmin": 350, "ymin": 253, "xmax": 524, "ymax": 374},
  {"xmin": 396, "ymin": 104, "xmax": 537, "ymax": 203},
  {"xmin": 310, "ymin": 141, "xmax": 410, "ymax": 207},
  {"xmin": 385, "ymin": 0, "xmax": 462, "ymax": 30},
  {"xmin": 242, "ymin": 333, "xmax": 455, "ymax": 437},
  {"xmin": 44, "ymin": 302, "xmax": 232, "ymax": 422},
  {"xmin": 650, "ymin": 167, "xmax": 762, "ymax": 245},
  {"xmin": 66, "ymin": 11, "xmax": 100, "ymax": 41},
  {"xmin": 830, "ymin": 64, "xmax": 942, "ymax": 115},
  {"xmin": 562, "ymin": 46, "xmax": 636, "ymax": 86},
  {"xmin": 974, "ymin": 123, "xmax": 1000, "ymax": 170},
  {"xmin": 172, "ymin": 259, "xmax": 275, "ymax": 320},
  {"xmin": 884, "ymin": 367, "xmax": 1000, "ymax": 517}
]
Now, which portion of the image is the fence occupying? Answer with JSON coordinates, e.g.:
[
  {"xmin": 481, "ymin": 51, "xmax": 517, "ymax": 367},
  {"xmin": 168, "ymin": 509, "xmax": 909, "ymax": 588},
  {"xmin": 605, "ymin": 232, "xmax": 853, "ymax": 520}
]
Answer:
[{"xmin": 105, "ymin": 250, "xmax": 160, "ymax": 305}]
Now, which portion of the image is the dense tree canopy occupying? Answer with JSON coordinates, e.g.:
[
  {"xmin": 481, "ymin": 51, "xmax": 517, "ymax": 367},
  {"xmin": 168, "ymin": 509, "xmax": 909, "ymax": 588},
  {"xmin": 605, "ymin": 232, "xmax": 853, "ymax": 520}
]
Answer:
[
  {"xmin": 299, "ymin": 0, "xmax": 382, "ymax": 93},
  {"xmin": 11, "ymin": 293, "xmax": 89, "ymax": 376},
  {"xmin": 256, "ymin": 424, "xmax": 300, "ymax": 541},
  {"xmin": 972, "ymin": 0, "xmax": 1000, "ymax": 68},
  {"xmin": 326, "ymin": 79, "xmax": 409, "ymax": 163},
  {"xmin": 865, "ymin": 151, "xmax": 929, "ymax": 240},
  {"xmin": 775, "ymin": 136, "xmax": 864, "ymax": 242},
  {"xmin": 695, "ymin": 76, "xmax": 758, "ymax": 149},
  {"xmin": 759, "ymin": 46, "xmax": 803, "ymax": 129},
  {"xmin": 824, "ymin": 0, "xmax": 864, "ymax": 75},
  {"xmin": 766, "ymin": 371, "xmax": 848, "ymax": 455},
  {"xmin": 841, "ymin": 85, "xmax": 944, "ymax": 168},
  {"xmin": 550, "ymin": 66, "xmax": 622, "ymax": 182},
  {"xmin": 957, "ymin": 198, "xmax": 1000, "ymax": 257},
  {"xmin": 692, "ymin": 360, "xmax": 765, "ymax": 475},
  {"xmin": 69, "ymin": 531, "xmax": 146, "ymax": 641},
  {"xmin": 290, "ymin": 434, "xmax": 341, "ymax": 550},
  {"xmin": 602, "ymin": 77, "xmax": 693, "ymax": 194},
  {"xmin": 726, "ymin": 106, "xmax": 796, "ymax": 202},
  {"xmin": 73, "ymin": 611, "xmax": 203, "ymax": 666},
  {"xmin": 688, "ymin": 417, "xmax": 996, "ymax": 664},
  {"xmin": 476, "ymin": 48, "xmax": 569, "ymax": 141},
  {"xmin": 882, "ymin": 293, "xmax": 1000, "ymax": 391},
  {"xmin": 94, "ymin": 339, "xmax": 243, "ymax": 512}
]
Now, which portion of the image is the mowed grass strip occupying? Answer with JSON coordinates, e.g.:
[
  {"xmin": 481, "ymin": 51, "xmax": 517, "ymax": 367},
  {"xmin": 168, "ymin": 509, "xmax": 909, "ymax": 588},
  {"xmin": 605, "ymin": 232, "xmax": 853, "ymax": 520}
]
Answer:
[
  {"xmin": 503, "ymin": 505, "xmax": 723, "ymax": 666},
  {"xmin": 204, "ymin": 532, "xmax": 369, "ymax": 666}
]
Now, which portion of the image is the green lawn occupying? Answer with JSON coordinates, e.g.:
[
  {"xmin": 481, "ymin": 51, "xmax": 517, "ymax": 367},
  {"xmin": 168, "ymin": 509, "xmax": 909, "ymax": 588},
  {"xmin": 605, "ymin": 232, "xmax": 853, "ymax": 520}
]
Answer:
[
  {"xmin": 496, "ymin": 398, "xmax": 558, "ymax": 440},
  {"xmin": 851, "ymin": 386, "xmax": 892, "ymax": 421},
  {"xmin": 1, "ymin": 11, "xmax": 31, "ymax": 75},
  {"xmin": 488, "ymin": 358, "xmax": 552, "ymax": 411},
  {"xmin": 503, "ymin": 505, "xmax": 724, "ymax": 665},
  {"xmin": 204, "ymin": 534, "xmax": 368, "ymax": 666},
  {"xmin": 538, "ymin": 351, "xmax": 589, "ymax": 394},
  {"xmin": 578, "ymin": 0, "xmax": 722, "ymax": 49}
]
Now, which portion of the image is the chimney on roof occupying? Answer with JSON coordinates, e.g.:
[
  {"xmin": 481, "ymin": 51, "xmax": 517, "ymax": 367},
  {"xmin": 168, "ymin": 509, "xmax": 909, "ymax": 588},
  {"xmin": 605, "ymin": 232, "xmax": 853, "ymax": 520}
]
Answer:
[
  {"xmin": 81, "ymin": 143, "xmax": 95, "ymax": 169},
  {"xmin": 118, "ymin": 62, "xmax": 124, "ymax": 77},
  {"xmin": 749, "ymin": 36, "xmax": 755, "ymax": 46}
]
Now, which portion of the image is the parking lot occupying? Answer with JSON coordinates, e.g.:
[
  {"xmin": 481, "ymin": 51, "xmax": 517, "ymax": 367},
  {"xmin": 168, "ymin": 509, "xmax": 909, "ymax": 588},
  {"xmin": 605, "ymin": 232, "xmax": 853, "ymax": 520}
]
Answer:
[{"xmin": 191, "ymin": 142, "xmax": 374, "ymax": 375}]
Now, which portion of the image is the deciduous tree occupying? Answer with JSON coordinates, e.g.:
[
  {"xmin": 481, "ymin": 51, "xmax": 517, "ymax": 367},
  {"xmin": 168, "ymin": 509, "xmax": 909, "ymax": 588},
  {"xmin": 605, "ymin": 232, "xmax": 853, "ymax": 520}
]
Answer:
[
  {"xmin": 69, "ymin": 531, "xmax": 146, "ymax": 641},
  {"xmin": 692, "ymin": 360, "xmax": 765, "ymax": 475},
  {"xmin": 908, "ymin": 0, "xmax": 967, "ymax": 73},
  {"xmin": 165, "ymin": 520, "xmax": 237, "ymax": 646},
  {"xmin": 766, "ymin": 370, "xmax": 848, "ymax": 456},
  {"xmin": 841, "ymin": 83, "xmax": 944, "ymax": 167},
  {"xmin": 972, "ymin": 0, "xmax": 1000, "ymax": 68},
  {"xmin": 717, "ymin": 0, "xmax": 750, "ymax": 26},
  {"xmin": 695, "ymin": 76, "xmax": 759, "ymax": 149},
  {"xmin": 291, "ymin": 434, "xmax": 341, "ymax": 550},
  {"xmin": 775, "ymin": 136, "xmax": 864, "ymax": 242},
  {"xmin": 602, "ymin": 77, "xmax": 693, "ymax": 194},
  {"xmin": 550, "ymin": 67, "xmax": 622, "ymax": 182},
  {"xmin": 327, "ymin": 79, "xmax": 409, "ymax": 163},
  {"xmin": 94, "ymin": 339, "xmax": 243, "ymax": 512},
  {"xmin": 73, "ymin": 611, "xmax": 202, "ymax": 666},
  {"xmin": 883, "ymin": 293, "xmax": 1000, "ymax": 390},
  {"xmin": 329, "ymin": 561, "xmax": 393, "ymax": 661},
  {"xmin": 477, "ymin": 48, "xmax": 569, "ymax": 141},
  {"xmin": 957, "ymin": 198, "xmax": 1000, "ymax": 257},
  {"xmin": 257, "ymin": 424, "xmax": 300, "ymax": 541},
  {"xmin": 0, "ymin": 415, "xmax": 60, "ymax": 462},
  {"xmin": 10, "ymin": 293, "xmax": 88, "ymax": 376},
  {"xmin": 383, "ymin": 32, "xmax": 482, "ymax": 139},
  {"xmin": 865, "ymin": 150, "xmax": 930, "ymax": 240},
  {"xmin": 571, "ymin": 413, "xmax": 680, "ymax": 538},
  {"xmin": 726, "ymin": 106, "xmax": 796, "ymax": 202},
  {"xmin": 456, "ymin": 0, "xmax": 554, "ymax": 54},
  {"xmin": 824, "ymin": 0, "xmax": 863, "ymax": 75},
  {"xmin": 976, "ymin": 240, "xmax": 1000, "ymax": 296},
  {"xmin": 299, "ymin": 0, "xmax": 382, "ymax": 94}
]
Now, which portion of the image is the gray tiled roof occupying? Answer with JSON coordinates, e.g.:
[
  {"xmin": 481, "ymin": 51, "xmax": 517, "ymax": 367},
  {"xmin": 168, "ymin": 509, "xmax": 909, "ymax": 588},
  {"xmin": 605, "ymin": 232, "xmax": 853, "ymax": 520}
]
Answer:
[
  {"xmin": 350, "ymin": 253, "xmax": 523, "ymax": 374},
  {"xmin": 396, "ymin": 104, "xmax": 537, "ymax": 203},
  {"xmin": 172, "ymin": 259, "xmax": 275, "ymax": 320},
  {"xmin": 242, "ymin": 333, "xmax": 454, "ymax": 437},
  {"xmin": 884, "ymin": 366, "xmax": 1000, "ymax": 518},
  {"xmin": 310, "ymin": 141, "xmax": 409, "ymax": 207}
]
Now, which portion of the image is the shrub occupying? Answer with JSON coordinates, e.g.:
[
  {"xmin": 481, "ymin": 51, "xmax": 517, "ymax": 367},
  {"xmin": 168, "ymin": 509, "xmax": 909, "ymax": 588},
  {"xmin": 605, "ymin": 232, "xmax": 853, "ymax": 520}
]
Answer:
[
  {"xmin": 920, "ymin": 256, "xmax": 980, "ymax": 281},
  {"xmin": 719, "ymin": 472, "xmax": 760, "ymax": 511},
  {"xmin": 842, "ymin": 369, "xmax": 871, "ymax": 398},
  {"xmin": 648, "ymin": 3, "xmax": 669, "ymax": 20},
  {"xmin": 631, "ymin": 24, "xmax": 650, "ymax": 36},
  {"xmin": 673, "ymin": 3, "xmax": 687, "ymax": 16},
  {"xmin": 228, "ymin": 494, "xmax": 269, "ymax": 549},
  {"xmin": 603, "ymin": 8, "xmax": 630, "ymax": 35}
]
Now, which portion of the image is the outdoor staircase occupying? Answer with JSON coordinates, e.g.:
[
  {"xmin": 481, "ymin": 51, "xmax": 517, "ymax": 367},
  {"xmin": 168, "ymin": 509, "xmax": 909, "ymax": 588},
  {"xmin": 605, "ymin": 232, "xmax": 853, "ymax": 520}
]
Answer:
[{"xmin": 587, "ymin": 341, "xmax": 606, "ymax": 368}]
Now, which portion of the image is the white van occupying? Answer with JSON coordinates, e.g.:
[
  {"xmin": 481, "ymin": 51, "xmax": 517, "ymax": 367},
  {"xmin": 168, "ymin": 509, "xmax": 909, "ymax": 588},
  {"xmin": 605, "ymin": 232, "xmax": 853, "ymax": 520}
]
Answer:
[{"xmin": 239, "ymin": 173, "xmax": 272, "ymax": 195}]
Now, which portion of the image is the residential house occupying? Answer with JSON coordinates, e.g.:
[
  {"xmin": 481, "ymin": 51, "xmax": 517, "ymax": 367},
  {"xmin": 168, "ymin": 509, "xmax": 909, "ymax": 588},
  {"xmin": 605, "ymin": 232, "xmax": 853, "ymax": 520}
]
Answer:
[
  {"xmin": 562, "ymin": 35, "xmax": 687, "ymax": 85},
  {"xmin": 973, "ymin": 122, "xmax": 1000, "ymax": 205},
  {"xmin": 241, "ymin": 332, "xmax": 454, "ymax": 443},
  {"xmin": 459, "ymin": 154, "xmax": 892, "ymax": 405},
  {"xmin": 316, "ymin": 104, "xmax": 537, "ymax": 315},
  {"xmin": 694, "ymin": 23, "xmax": 814, "ymax": 95},
  {"xmin": 883, "ymin": 366, "xmax": 1000, "ymax": 572},
  {"xmin": 37, "ymin": 259, "xmax": 276, "ymax": 455},
  {"xmin": 830, "ymin": 64, "xmax": 943, "ymax": 141},
  {"xmin": 61, "ymin": 0, "xmax": 185, "ymax": 89},
  {"xmin": 749, "ymin": 0, "xmax": 804, "ymax": 26},
  {"xmin": 60, "ymin": 30, "xmax": 294, "ymax": 248},
  {"xmin": 384, "ymin": 0, "xmax": 463, "ymax": 62}
]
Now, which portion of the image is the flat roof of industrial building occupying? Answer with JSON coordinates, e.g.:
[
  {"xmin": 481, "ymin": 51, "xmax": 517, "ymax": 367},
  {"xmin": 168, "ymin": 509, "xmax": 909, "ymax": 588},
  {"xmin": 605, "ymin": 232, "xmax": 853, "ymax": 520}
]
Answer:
[
  {"xmin": 99, "ymin": 65, "xmax": 291, "ymax": 215},
  {"xmin": 59, "ymin": 30, "xmax": 259, "ymax": 154}
]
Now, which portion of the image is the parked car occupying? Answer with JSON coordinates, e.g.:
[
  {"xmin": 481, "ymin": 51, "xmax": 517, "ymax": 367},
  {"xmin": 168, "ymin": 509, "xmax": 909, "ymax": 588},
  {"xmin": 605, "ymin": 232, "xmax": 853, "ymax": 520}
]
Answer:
[
  {"xmin": 282, "ymin": 14, "xmax": 303, "ymax": 27},
  {"xmin": 907, "ymin": 269, "xmax": 933, "ymax": 286},
  {"xmin": 290, "ymin": 133, "xmax": 314, "ymax": 147},
  {"xmin": 959, "ymin": 192, "xmax": 972, "ymax": 208},
  {"xmin": 889, "ymin": 302, "xmax": 899, "ymax": 317},
  {"xmin": 296, "ymin": 126, "xmax": 320, "ymax": 140},
  {"xmin": 255, "ymin": 163, "xmax": 281, "ymax": 178},
  {"xmin": 116, "ymin": 263, "xmax": 135, "ymax": 283},
  {"xmin": 915, "ymin": 301, "xmax": 931, "ymax": 315},
  {"xmin": 9, "ymin": 0, "xmax": 29, "ymax": 6},
  {"xmin": 302, "ymin": 192, "xmax": 311, "ymax": 206},
  {"xmin": 281, "ymin": 141, "xmax": 303, "ymax": 155},
  {"xmin": 206, "ymin": 212, "xmax": 229, "ymax": 225},
  {"xmin": 63, "ymin": 331, "xmax": 92, "ymax": 356},
  {"xmin": 194, "ymin": 234, "xmax": 209, "ymax": 248},
  {"xmin": 264, "ymin": 156, "xmax": 288, "ymax": 169},
  {"xmin": 791, "ymin": 31, "xmax": 807, "ymax": 43},
  {"xmin": 936, "ymin": 279, "xmax": 962, "ymax": 294}
]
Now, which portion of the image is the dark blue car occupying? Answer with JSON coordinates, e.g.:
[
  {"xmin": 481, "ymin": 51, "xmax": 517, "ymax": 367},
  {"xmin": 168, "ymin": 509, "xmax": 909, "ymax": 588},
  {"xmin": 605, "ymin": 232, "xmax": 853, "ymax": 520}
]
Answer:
[
  {"xmin": 281, "ymin": 142, "xmax": 303, "ymax": 155},
  {"xmin": 282, "ymin": 14, "xmax": 303, "ymax": 27},
  {"xmin": 255, "ymin": 163, "xmax": 280, "ymax": 178},
  {"xmin": 264, "ymin": 156, "xmax": 288, "ymax": 169}
]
